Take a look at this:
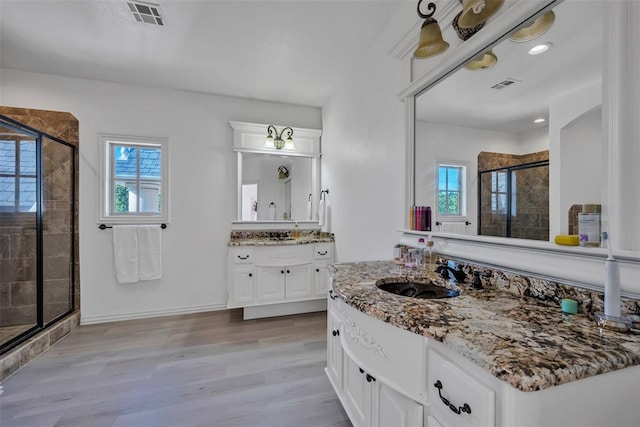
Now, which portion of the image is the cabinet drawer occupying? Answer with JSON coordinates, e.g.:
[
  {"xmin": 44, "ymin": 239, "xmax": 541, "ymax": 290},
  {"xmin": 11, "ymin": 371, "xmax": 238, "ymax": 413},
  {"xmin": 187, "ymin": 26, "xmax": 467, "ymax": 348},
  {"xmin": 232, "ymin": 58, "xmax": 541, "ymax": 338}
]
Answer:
[
  {"xmin": 314, "ymin": 243, "xmax": 333, "ymax": 260},
  {"xmin": 340, "ymin": 302, "xmax": 425, "ymax": 403},
  {"xmin": 428, "ymin": 349, "xmax": 495, "ymax": 427},
  {"xmin": 230, "ymin": 249, "xmax": 254, "ymax": 264}
]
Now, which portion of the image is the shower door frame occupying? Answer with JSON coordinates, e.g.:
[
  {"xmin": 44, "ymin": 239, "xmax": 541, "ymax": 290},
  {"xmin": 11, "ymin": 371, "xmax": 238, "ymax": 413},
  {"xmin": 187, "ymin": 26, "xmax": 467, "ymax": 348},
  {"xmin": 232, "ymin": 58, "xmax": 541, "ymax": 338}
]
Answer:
[{"xmin": 0, "ymin": 114, "xmax": 76, "ymax": 356}]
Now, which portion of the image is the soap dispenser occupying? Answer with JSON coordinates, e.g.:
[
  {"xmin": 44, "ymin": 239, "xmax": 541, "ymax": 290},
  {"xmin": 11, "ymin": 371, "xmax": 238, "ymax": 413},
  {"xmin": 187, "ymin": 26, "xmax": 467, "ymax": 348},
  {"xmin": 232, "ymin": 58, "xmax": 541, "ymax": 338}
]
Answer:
[{"xmin": 292, "ymin": 222, "xmax": 300, "ymax": 239}]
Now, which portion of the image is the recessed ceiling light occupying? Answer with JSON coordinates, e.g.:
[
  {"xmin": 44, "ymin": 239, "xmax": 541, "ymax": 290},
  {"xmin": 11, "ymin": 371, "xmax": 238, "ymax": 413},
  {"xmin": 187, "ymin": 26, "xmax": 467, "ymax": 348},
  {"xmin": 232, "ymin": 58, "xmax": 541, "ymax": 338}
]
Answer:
[
  {"xmin": 528, "ymin": 43, "xmax": 552, "ymax": 55},
  {"xmin": 534, "ymin": 118, "xmax": 546, "ymax": 124}
]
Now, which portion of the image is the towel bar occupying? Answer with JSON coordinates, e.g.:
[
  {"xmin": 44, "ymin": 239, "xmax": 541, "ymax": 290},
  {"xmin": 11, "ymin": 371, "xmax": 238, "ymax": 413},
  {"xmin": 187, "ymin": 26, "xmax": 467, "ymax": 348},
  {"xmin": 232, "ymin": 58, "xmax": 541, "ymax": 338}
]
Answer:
[{"xmin": 98, "ymin": 223, "xmax": 167, "ymax": 230}]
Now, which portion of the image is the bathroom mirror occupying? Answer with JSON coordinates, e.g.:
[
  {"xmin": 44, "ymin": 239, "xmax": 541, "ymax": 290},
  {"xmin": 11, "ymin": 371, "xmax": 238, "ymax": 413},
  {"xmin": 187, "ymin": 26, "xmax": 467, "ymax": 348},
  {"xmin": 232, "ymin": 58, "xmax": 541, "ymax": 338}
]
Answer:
[
  {"xmin": 230, "ymin": 121, "xmax": 322, "ymax": 224},
  {"xmin": 241, "ymin": 153, "xmax": 313, "ymax": 221},
  {"xmin": 413, "ymin": 0, "xmax": 603, "ymax": 241}
]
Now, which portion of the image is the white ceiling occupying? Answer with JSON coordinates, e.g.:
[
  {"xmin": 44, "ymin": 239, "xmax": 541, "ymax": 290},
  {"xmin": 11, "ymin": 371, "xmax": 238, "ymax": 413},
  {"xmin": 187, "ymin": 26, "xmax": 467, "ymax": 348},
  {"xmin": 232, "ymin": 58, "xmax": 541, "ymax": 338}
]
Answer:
[
  {"xmin": 416, "ymin": 0, "xmax": 603, "ymax": 134},
  {"xmin": 0, "ymin": 0, "xmax": 408, "ymax": 107}
]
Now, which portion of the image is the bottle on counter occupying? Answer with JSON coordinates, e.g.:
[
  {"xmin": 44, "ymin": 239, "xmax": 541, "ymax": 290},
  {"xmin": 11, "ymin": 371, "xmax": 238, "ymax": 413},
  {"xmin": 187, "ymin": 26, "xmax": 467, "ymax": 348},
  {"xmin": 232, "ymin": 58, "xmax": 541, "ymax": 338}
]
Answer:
[{"xmin": 292, "ymin": 222, "xmax": 300, "ymax": 239}]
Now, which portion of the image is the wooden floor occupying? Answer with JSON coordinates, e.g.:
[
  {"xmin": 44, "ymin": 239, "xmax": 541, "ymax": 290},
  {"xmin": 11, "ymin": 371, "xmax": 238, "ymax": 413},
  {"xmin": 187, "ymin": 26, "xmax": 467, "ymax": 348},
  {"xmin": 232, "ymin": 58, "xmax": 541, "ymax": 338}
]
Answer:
[{"xmin": 0, "ymin": 309, "xmax": 351, "ymax": 427}]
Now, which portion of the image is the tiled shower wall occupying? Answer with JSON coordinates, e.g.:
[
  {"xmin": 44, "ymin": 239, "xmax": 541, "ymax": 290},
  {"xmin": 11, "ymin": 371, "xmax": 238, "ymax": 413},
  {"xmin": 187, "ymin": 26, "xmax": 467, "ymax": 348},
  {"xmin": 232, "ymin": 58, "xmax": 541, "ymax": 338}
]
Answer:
[{"xmin": 478, "ymin": 151, "xmax": 549, "ymax": 241}]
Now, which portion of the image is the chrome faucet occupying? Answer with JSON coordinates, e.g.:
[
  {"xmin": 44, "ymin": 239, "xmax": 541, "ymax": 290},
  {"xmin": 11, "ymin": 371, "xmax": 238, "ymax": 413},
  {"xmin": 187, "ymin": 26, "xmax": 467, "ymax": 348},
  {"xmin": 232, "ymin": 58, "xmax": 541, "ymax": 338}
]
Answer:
[{"xmin": 435, "ymin": 262, "xmax": 467, "ymax": 283}]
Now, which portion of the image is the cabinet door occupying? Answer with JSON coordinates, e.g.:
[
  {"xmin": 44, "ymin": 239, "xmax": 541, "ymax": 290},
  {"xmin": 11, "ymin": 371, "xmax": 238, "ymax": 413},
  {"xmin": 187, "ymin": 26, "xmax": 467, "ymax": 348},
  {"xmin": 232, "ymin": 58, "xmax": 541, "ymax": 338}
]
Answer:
[
  {"xmin": 327, "ymin": 309, "xmax": 343, "ymax": 391},
  {"xmin": 374, "ymin": 381, "xmax": 423, "ymax": 427},
  {"xmin": 256, "ymin": 267, "xmax": 285, "ymax": 302},
  {"xmin": 314, "ymin": 262, "xmax": 329, "ymax": 297},
  {"xmin": 343, "ymin": 354, "xmax": 372, "ymax": 427},
  {"xmin": 229, "ymin": 266, "xmax": 255, "ymax": 306},
  {"xmin": 285, "ymin": 263, "xmax": 313, "ymax": 299}
]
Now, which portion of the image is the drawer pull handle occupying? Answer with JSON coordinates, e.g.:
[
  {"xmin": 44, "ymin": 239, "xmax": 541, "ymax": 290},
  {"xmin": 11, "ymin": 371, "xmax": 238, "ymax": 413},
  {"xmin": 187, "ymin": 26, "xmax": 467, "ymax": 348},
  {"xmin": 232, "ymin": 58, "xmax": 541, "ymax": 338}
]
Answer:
[
  {"xmin": 249, "ymin": 273, "xmax": 252, "ymax": 277},
  {"xmin": 359, "ymin": 368, "xmax": 365, "ymax": 374},
  {"xmin": 317, "ymin": 251, "xmax": 328, "ymax": 256},
  {"xmin": 332, "ymin": 329, "xmax": 340, "ymax": 337},
  {"xmin": 329, "ymin": 290, "xmax": 337, "ymax": 300},
  {"xmin": 286, "ymin": 269, "xmax": 290, "ymax": 274},
  {"xmin": 281, "ymin": 270, "xmax": 285, "ymax": 274},
  {"xmin": 237, "ymin": 255, "xmax": 250, "ymax": 260},
  {"xmin": 316, "ymin": 268, "xmax": 320, "ymax": 272},
  {"xmin": 366, "ymin": 374, "xmax": 376, "ymax": 383},
  {"xmin": 434, "ymin": 380, "xmax": 472, "ymax": 415}
]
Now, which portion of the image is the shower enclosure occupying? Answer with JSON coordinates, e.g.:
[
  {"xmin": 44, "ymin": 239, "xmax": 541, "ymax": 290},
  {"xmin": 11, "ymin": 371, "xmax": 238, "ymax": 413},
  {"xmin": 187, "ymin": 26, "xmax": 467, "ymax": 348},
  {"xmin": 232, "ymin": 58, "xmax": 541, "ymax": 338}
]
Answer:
[
  {"xmin": 0, "ymin": 114, "xmax": 76, "ymax": 355},
  {"xmin": 478, "ymin": 160, "xmax": 550, "ymax": 241}
]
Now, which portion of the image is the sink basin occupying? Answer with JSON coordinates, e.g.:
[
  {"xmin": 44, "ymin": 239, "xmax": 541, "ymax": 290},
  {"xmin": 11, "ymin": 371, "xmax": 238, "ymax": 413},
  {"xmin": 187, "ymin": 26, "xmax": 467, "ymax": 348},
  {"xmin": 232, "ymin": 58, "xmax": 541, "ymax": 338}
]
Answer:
[{"xmin": 376, "ymin": 281, "xmax": 459, "ymax": 299}]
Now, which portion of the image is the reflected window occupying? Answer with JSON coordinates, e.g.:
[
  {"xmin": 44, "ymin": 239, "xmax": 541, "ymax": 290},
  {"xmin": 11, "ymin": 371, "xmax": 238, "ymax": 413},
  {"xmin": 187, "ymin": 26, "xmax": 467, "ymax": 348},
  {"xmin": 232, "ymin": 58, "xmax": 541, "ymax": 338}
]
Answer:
[
  {"xmin": 100, "ymin": 134, "xmax": 168, "ymax": 222},
  {"xmin": 0, "ymin": 138, "xmax": 37, "ymax": 212},
  {"xmin": 437, "ymin": 164, "xmax": 466, "ymax": 216}
]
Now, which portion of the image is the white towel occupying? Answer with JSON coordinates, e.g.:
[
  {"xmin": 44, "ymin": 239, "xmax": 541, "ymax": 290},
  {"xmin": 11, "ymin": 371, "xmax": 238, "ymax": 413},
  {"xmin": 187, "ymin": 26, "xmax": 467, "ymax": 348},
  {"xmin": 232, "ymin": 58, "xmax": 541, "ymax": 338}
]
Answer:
[
  {"xmin": 137, "ymin": 225, "xmax": 162, "ymax": 281},
  {"xmin": 439, "ymin": 222, "xmax": 468, "ymax": 234},
  {"xmin": 307, "ymin": 200, "xmax": 313, "ymax": 221},
  {"xmin": 113, "ymin": 225, "xmax": 139, "ymax": 284},
  {"xmin": 318, "ymin": 199, "xmax": 326, "ymax": 227}
]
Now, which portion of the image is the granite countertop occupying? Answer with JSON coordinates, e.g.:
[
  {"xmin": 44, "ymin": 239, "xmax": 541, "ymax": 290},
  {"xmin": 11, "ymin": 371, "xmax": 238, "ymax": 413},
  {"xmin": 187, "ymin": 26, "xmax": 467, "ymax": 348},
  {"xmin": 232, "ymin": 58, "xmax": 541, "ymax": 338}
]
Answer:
[
  {"xmin": 228, "ymin": 230, "xmax": 334, "ymax": 246},
  {"xmin": 330, "ymin": 260, "xmax": 640, "ymax": 392}
]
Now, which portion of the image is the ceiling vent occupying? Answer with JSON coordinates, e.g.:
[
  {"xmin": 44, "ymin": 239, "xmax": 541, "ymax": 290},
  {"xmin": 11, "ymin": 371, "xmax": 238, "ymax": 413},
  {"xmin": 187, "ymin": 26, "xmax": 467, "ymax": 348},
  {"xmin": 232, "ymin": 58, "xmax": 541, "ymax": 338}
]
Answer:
[
  {"xmin": 126, "ymin": 1, "xmax": 165, "ymax": 26},
  {"xmin": 491, "ymin": 78, "xmax": 521, "ymax": 90}
]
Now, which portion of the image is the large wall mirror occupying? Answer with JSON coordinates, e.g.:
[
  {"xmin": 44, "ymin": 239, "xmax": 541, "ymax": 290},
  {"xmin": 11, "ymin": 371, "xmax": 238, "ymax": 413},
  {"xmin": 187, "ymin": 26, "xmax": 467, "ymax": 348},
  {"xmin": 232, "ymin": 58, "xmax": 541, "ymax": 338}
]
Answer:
[
  {"xmin": 230, "ymin": 121, "xmax": 322, "ymax": 225},
  {"xmin": 414, "ymin": 0, "xmax": 603, "ymax": 242}
]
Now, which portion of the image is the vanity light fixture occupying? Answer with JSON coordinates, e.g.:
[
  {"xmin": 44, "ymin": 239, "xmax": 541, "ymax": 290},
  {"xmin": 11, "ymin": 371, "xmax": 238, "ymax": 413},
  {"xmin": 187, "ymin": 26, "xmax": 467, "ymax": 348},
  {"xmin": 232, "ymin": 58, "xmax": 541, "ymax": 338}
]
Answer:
[
  {"xmin": 534, "ymin": 118, "xmax": 547, "ymax": 124},
  {"xmin": 264, "ymin": 125, "xmax": 295, "ymax": 150},
  {"xmin": 458, "ymin": 0, "xmax": 504, "ymax": 29},
  {"xmin": 528, "ymin": 42, "xmax": 552, "ymax": 55},
  {"xmin": 465, "ymin": 49, "xmax": 497, "ymax": 70},
  {"xmin": 510, "ymin": 11, "xmax": 555, "ymax": 42},
  {"xmin": 413, "ymin": 1, "xmax": 449, "ymax": 59}
]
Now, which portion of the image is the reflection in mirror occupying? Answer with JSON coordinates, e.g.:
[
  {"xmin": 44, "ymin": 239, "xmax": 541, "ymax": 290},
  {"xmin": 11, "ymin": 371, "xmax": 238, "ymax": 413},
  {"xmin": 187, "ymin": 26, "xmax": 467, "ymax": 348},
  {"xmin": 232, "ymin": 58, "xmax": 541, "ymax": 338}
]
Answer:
[
  {"xmin": 414, "ymin": 0, "xmax": 603, "ymax": 241},
  {"xmin": 242, "ymin": 153, "xmax": 312, "ymax": 221}
]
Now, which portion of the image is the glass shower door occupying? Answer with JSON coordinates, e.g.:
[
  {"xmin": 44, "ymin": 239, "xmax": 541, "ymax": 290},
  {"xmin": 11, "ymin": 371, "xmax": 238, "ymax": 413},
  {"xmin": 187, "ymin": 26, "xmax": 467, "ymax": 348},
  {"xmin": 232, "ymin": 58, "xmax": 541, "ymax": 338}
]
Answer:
[
  {"xmin": 0, "ymin": 124, "xmax": 39, "ymax": 347},
  {"xmin": 42, "ymin": 137, "xmax": 74, "ymax": 324}
]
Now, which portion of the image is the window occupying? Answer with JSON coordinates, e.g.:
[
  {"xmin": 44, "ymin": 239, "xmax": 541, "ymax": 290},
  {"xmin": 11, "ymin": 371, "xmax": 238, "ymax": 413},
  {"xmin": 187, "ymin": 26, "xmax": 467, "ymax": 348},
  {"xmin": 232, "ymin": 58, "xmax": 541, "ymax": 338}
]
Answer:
[
  {"xmin": 490, "ymin": 170, "xmax": 517, "ymax": 216},
  {"xmin": 99, "ymin": 134, "xmax": 169, "ymax": 223},
  {"xmin": 490, "ymin": 171, "xmax": 508, "ymax": 214},
  {"xmin": 437, "ymin": 163, "xmax": 466, "ymax": 217},
  {"xmin": 0, "ymin": 137, "xmax": 37, "ymax": 213}
]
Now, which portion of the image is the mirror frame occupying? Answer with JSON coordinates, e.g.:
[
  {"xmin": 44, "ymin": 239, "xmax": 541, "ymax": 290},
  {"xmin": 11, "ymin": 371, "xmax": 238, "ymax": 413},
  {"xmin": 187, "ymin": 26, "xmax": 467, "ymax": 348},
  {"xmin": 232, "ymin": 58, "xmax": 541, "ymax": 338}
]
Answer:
[
  {"xmin": 229, "ymin": 121, "xmax": 322, "ymax": 227},
  {"xmin": 397, "ymin": 0, "xmax": 640, "ymax": 294}
]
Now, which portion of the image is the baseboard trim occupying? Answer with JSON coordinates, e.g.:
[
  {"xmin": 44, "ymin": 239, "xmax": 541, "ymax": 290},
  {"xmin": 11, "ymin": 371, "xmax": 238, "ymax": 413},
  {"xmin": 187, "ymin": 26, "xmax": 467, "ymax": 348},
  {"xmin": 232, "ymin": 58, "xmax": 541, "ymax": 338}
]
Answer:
[
  {"xmin": 243, "ymin": 299, "xmax": 327, "ymax": 320},
  {"xmin": 80, "ymin": 303, "xmax": 228, "ymax": 325}
]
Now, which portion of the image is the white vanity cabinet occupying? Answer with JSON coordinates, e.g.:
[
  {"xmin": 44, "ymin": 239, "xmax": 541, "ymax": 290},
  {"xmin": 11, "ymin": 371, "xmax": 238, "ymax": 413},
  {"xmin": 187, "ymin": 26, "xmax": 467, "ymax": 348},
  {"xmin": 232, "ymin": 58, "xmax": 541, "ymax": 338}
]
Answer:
[
  {"xmin": 341, "ymin": 351, "xmax": 424, "ymax": 427},
  {"xmin": 256, "ymin": 263, "xmax": 312, "ymax": 300},
  {"xmin": 227, "ymin": 243, "xmax": 334, "ymax": 318},
  {"xmin": 327, "ymin": 296, "xmax": 343, "ymax": 391},
  {"xmin": 328, "ymin": 299, "xmax": 425, "ymax": 427},
  {"xmin": 327, "ymin": 296, "xmax": 640, "ymax": 427},
  {"xmin": 313, "ymin": 243, "xmax": 333, "ymax": 297}
]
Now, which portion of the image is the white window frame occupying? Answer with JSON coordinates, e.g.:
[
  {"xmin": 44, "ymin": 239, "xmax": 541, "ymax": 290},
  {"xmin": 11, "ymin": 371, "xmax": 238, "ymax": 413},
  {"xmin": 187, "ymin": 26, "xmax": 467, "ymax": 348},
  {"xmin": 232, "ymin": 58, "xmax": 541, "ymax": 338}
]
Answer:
[
  {"xmin": 435, "ymin": 160, "xmax": 468, "ymax": 220},
  {"xmin": 98, "ymin": 133, "xmax": 169, "ymax": 224}
]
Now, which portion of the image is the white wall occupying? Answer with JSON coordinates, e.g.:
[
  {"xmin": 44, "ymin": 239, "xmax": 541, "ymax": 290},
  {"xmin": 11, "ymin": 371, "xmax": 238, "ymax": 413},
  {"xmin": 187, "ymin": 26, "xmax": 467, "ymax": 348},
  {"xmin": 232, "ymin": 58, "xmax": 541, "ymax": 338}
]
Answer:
[
  {"xmin": 549, "ymin": 80, "xmax": 601, "ymax": 238},
  {"xmin": 1, "ymin": 68, "xmax": 321, "ymax": 324},
  {"xmin": 320, "ymin": 4, "xmax": 415, "ymax": 262},
  {"xmin": 560, "ymin": 106, "xmax": 602, "ymax": 230},
  {"xmin": 518, "ymin": 127, "xmax": 549, "ymax": 154}
]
